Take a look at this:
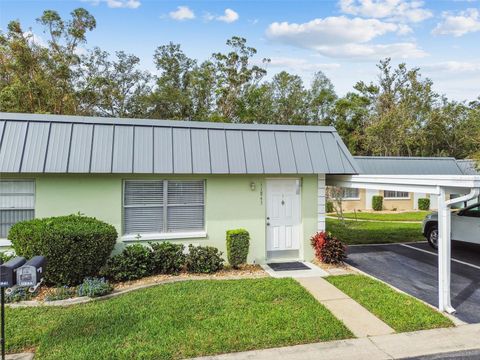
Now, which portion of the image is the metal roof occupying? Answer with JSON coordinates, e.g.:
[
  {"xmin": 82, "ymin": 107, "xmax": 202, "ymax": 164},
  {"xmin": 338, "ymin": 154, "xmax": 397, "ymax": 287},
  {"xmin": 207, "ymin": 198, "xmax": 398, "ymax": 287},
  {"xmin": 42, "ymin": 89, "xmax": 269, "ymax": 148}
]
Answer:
[
  {"xmin": 456, "ymin": 159, "xmax": 479, "ymax": 175},
  {"xmin": 354, "ymin": 156, "xmax": 464, "ymax": 175},
  {"xmin": 0, "ymin": 112, "xmax": 359, "ymax": 175}
]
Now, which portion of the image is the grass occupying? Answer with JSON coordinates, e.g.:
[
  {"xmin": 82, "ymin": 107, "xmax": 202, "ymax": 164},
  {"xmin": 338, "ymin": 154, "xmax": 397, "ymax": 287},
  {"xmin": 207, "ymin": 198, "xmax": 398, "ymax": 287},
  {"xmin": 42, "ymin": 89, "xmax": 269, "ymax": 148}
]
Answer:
[
  {"xmin": 327, "ymin": 275, "xmax": 453, "ymax": 332},
  {"xmin": 337, "ymin": 211, "xmax": 430, "ymax": 222},
  {"xmin": 6, "ymin": 278, "xmax": 352, "ymax": 359},
  {"xmin": 326, "ymin": 218, "xmax": 424, "ymax": 245}
]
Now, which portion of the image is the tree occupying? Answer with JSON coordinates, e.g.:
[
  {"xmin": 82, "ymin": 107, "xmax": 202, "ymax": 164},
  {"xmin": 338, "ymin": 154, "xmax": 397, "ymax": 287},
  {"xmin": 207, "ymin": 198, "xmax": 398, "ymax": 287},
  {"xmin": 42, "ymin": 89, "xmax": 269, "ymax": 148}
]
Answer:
[
  {"xmin": 150, "ymin": 43, "xmax": 196, "ymax": 119},
  {"xmin": 308, "ymin": 71, "xmax": 337, "ymax": 125},
  {"xmin": 212, "ymin": 37, "xmax": 267, "ymax": 122},
  {"xmin": 270, "ymin": 71, "xmax": 308, "ymax": 125},
  {"xmin": 77, "ymin": 48, "xmax": 151, "ymax": 117}
]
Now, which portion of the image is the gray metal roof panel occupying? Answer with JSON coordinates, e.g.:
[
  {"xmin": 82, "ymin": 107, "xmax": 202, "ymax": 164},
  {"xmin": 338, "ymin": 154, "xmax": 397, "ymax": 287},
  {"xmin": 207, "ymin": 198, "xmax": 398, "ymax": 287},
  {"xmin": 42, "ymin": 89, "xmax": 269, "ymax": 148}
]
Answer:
[
  {"xmin": 354, "ymin": 156, "xmax": 464, "ymax": 175},
  {"xmin": 0, "ymin": 112, "xmax": 357, "ymax": 175},
  {"xmin": 133, "ymin": 126, "xmax": 153, "ymax": 173},
  {"xmin": 90, "ymin": 125, "xmax": 114, "ymax": 173},
  {"xmin": 275, "ymin": 132, "xmax": 297, "ymax": 173},
  {"xmin": 44, "ymin": 123, "xmax": 71, "ymax": 172},
  {"xmin": 172, "ymin": 128, "xmax": 192, "ymax": 174},
  {"xmin": 226, "ymin": 130, "xmax": 246, "ymax": 174},
  {"xmin": 21, "ymin": 122, "xmax": 50, "ymax": 172},
  {"xmin": 0, "ymin": 121, "xmax": 28, "ymax": 172},
  {"xmin": 112, "ymin": 126, "xmax": 133, "ymax": 173},
  {"xmin": 457, "ymin": 160, "xmax": 479, "ymax": 175},
  {"xmin": 191, "ymin": 129, "xmax": 211, "ymax": 173}
]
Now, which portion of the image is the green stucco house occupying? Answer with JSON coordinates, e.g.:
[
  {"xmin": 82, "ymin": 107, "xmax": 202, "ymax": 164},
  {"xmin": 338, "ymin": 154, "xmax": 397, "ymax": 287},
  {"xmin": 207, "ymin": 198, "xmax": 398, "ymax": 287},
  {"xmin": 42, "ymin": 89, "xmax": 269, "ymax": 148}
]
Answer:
[{"xmin": 0, "ymin": 112, "xmax": 358, "ymax": 264}]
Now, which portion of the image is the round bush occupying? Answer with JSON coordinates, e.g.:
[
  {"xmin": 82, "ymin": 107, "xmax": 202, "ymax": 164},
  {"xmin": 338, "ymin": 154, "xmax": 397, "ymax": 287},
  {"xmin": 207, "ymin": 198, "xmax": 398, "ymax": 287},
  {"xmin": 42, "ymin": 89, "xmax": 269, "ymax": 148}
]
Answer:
[
  {"xmin": 100, "ymin": 244, "xmax": 153, "ymax": 282},
  {"xmin": 9, "ymin": 214, "xmax": 117, "ymax": 286}
]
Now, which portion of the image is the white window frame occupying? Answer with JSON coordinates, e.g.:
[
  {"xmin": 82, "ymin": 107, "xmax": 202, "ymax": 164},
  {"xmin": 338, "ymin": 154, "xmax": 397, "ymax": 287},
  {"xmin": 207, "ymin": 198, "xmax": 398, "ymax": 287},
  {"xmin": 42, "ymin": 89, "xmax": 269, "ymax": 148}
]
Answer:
[
  {"xmin": 384, "ymin": 190, "xmax": 410, "ymax": 199},
  {"xmin": 121, "ymin": 179, "xmax": 206, "ymax": 241},
  {"xmin": 0, "ymin": 179, "xmax": 36, "ymax": 244},
  {"xmin": 342, "ymin": 187, "xmax": 360, "ymax": 201}
]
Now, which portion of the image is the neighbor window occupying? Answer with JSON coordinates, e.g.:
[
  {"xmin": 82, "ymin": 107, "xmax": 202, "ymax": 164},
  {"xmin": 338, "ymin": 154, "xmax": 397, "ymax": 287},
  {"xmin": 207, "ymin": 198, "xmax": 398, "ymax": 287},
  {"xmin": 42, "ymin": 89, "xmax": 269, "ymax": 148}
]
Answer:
[
  {"xmin": 342, "ymin": 188, "xmax": 359, "ymax": 199},
  {"xmin": 123, "ymin": 180, "xmax": 205, "ymax": 235},
  {"xmin": 0, "ymin": 180, "xmax": 35, "ymax": 238},
  {"xmin": 384, "ymin": 190, "xmax": 409, "ymax": 199}
]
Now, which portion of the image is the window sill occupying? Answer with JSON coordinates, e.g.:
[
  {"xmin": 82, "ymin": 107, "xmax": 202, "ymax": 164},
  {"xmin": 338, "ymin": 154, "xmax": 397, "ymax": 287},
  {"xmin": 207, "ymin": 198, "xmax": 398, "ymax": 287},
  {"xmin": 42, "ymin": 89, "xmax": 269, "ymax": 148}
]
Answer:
[
  {"xmin": 384, "ymin": 198, "xmax": 410, "ymax": 200},
  {"xmin": 0, "ymin": 239, "xmax": 12, "ymax": 247},
  {"xmin": 343, "ymin": 198, "xmax": 360, "ymax": 201},
  {"xmin": 121, "ymin": 231, "xmax": 207, "ymax": 242}
]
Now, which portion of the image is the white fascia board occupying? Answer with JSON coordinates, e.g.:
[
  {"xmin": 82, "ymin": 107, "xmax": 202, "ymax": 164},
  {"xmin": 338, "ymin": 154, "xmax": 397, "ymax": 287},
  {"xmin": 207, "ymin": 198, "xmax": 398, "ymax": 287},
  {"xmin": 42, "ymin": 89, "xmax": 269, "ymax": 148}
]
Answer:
[{"xmin": 327, "ymin": 175, "xmax": 480, "ymax": 194}]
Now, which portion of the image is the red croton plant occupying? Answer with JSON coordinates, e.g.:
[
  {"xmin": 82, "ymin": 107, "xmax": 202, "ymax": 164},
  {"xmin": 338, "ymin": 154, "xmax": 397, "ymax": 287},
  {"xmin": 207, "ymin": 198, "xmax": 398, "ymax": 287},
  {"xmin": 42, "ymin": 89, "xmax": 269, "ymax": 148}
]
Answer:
[{"xmin": 310, "ymin": 231, "xmax": 347, "ymax": 265}]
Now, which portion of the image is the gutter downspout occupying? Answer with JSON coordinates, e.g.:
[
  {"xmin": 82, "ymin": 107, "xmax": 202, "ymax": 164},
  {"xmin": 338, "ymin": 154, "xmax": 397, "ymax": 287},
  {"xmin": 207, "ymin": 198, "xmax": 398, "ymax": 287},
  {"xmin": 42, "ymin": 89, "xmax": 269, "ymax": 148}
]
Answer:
[{"xmin": 438, "ymin": 187, "xmax": 480, "ymax": 314}]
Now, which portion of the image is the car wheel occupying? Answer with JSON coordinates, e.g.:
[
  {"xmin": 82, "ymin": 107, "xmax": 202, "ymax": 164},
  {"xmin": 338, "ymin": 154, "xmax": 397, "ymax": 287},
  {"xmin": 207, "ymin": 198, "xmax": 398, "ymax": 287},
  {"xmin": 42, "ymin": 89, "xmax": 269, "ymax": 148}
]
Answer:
[{"xmin": 427, "ymin": 225, "xmax": 438, "ymax": 250}]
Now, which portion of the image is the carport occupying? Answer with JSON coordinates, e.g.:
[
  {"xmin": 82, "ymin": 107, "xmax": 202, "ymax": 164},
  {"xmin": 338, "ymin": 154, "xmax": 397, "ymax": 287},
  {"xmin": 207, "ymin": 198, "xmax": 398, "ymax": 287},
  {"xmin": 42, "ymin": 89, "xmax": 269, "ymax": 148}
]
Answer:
[{"xmin": 327, "ymin": 174, "xmax": 480, "ymax": 314}]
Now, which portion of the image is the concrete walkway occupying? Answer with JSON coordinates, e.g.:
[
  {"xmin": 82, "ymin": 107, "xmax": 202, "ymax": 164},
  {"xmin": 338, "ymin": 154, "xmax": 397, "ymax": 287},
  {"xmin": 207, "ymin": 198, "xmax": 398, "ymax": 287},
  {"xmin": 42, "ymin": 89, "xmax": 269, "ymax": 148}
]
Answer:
[
  {"xmin": 296, "ymin": 276, "xmax": 394, "ymax": 337},
  {"xmin": 193, "ymin": 323, "xmax": 480, "ymax": 360}
]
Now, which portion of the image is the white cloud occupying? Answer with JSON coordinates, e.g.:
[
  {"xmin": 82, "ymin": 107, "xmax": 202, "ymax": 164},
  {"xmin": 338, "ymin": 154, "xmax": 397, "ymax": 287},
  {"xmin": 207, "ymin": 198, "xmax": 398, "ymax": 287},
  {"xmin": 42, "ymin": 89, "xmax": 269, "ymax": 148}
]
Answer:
[
  {"xmin": 169, "ymin": 6, "xmax": 195, "ymax": 21},
  {"xmin": 315, "ymin": 42, "xmax": 427, "ymax": 59},
  {"xmin": 266, "ymin": 16, "xmax": 426, "ymax": 59},
  {"xmin": 424, "ymin": 61, "xmax": 480, "ymax": 73},
  {"xmin": 432, "ymin": 8, "xmax": 480, "ymax": 37},
  {"xmin": 23, "ymin": 31, "xmax": 47, "ymax": 47},
  {"xmin": 339, "ymin": 0, "xmax": 432, "ymax": 23},
  {"xmin": 262, "ymin": 57, "xmax": 341, "ymax": 71},
  {"xmin": 83, "ymin": 0, "xmax": 141, "ymax": 9},
  {"xmin": 217, "ymin": 8, "xmax": 239, "ymax": 23},
  {"xmin": 204, "ymin": 9, "xmax": 239, "ymax": 23}
]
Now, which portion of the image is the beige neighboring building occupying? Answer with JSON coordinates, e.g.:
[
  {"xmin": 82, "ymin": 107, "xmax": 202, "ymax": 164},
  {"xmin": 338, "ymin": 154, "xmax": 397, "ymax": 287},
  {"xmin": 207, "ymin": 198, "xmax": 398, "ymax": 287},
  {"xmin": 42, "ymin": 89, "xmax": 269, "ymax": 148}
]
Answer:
[{"xmin": 331, "ymin": 157, "xmax": 478, "ymax": 212}]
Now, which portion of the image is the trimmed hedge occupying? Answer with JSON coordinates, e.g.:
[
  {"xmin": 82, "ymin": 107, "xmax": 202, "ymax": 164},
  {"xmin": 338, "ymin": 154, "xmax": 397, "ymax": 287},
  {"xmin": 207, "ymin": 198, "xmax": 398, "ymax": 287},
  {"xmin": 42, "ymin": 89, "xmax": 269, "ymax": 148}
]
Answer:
[
  {"xmin": 186, "ymin": 245, "xmax": 224, "ymax": 273},
  {"xmin": 418, "ymin": 198, "xmax": 430, "ymax": 211},
  {"xmin": 326, "ymin": 201, "xmax": 334, "ymax": 213},
  {"xmin": 372, "ymin": 196, "xmax": 383, "ymax": 211},
  {"xmin": 9, "ymin": 214, "xmax": 117, "ymax": 286},
  {"xmin": 226, "ymin": 229, "xmax": 250, "ymax": 268},
  {"xmin": 100, "ymin": 244, "xmax": 153, "ymax": 282}
]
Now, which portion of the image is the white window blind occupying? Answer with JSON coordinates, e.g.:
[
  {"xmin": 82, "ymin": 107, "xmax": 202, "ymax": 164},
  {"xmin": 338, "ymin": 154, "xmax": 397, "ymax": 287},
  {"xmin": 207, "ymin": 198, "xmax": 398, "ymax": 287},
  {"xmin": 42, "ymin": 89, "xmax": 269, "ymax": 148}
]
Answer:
[
  {"xmin": 342, "ymin": 188, "xmax": 359, "ymax": 199},
  {"xmin": 0, "ymin": 180, "xmax": 35, "ymax": 238},
  {"xmin": 123, "ymin": 180, "xmax": 204, "ymax": 235},
  {"xmin": 384, "ymin": 190, "xmax": 409, "ymax": 198}
]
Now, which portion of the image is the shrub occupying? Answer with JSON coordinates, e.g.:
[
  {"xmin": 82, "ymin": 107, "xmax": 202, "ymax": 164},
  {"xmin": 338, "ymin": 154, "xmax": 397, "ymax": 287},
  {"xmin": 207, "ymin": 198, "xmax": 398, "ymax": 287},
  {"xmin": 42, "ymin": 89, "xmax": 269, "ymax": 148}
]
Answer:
[
  {"xmin": 9, "ymin": 214, "xmax": 117, "ymax": 286},
  {"xmin": 372, "ymin": 196, "xmax": 383, "ymax": 211},
  {"xmin": 326, "ymin": 201, "xmax": 334, "ymax": 213},
  {"xmin": 226, "ymin": 229, "xmax": 250, "ymax": 268},
  {"xmin": 321, "ymin": 236, "xmax": 347, "ymax": 264},
  {"xmin": 77, "ymin": 277, "xmax": 113, "ymax": 298},
  {"xmin": 6, "ymin": 287, "xmax": 36, "ymax": 303},
  {"xmin": 100, "ymin": 244, "xmax": 153, "ymax": 282},
  {"xmin": 45, "ymin": 286, "xmax": 76, "ymax": 302},
  {"xmin": 418, "ymin": 198, "xmax": 430, "ymax": 211},
  {"xmin": 310, "ymin": 231, "xmax": 347, "ymax": 265},
  {"xmin": 186, "ymin": 245, "xmax": 224, "ymax": 273},
  {"xmin": 150, "ymin": 242, "xmax": 186, "ymax": 274}
]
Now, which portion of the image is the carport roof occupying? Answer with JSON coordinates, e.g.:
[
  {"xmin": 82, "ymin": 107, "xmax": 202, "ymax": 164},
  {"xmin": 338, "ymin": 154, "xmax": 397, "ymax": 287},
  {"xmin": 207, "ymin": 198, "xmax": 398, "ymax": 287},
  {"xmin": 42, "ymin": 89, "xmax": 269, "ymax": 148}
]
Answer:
[
  {"xmin": 354, "ymin": 156, "xmax": 464, "ymax": 175},
  {"xmin": 0, "ymin": 112, "xmax": 359, "ymax": 175}
]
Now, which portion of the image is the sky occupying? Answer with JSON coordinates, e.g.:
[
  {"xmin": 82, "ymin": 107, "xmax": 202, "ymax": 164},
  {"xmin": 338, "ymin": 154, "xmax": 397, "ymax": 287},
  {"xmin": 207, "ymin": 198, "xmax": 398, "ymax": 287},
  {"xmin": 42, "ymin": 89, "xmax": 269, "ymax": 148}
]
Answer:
[{"xmin": 1, "ymin": 0, "xmax": 480, "ymax": 101}]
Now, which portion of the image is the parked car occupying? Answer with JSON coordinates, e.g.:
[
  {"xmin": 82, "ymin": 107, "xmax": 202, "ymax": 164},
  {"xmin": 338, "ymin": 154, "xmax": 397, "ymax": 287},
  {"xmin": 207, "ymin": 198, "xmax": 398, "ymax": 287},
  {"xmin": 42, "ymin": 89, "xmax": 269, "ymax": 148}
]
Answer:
[{"xmin": 423, "ymin": 202, "xmax": 480, "ymax": 249}]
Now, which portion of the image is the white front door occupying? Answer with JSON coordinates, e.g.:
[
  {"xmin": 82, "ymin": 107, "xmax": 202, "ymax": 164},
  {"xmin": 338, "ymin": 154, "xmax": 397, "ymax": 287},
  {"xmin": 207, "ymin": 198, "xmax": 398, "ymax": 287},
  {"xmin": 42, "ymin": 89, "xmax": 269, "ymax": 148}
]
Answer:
[{"xmin": 266, "ymin": 179, "xmax": 301, "ymax": 254}]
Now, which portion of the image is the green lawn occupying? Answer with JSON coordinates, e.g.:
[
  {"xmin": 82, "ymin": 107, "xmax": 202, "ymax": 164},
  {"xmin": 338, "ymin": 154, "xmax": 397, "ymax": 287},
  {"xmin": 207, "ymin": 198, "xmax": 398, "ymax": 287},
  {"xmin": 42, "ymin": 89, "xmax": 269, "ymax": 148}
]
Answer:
[
  {"xmin": 337, "ymin": 211, "xmax": 430, "ymax": 222},
  {"xmin": 326, "ymin": 218, "xmax": 424, "ymax": 244},
  {"xmin": 7, "ymin": 278, "xmax": 352, "ymax": 359},
  {"xmin": 327, "ymin": 275, "xmax": 453, "ymax": 332}
]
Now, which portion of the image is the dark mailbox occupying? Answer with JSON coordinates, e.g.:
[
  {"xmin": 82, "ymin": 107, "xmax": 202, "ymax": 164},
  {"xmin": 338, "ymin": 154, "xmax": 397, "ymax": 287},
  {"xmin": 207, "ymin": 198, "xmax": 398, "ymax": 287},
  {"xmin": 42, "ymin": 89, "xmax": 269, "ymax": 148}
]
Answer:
[
  {"xmin": 0, "ymin": 257, "xmax": 26, "ymax": 288},
  {"xmin": 16, "ymin": 256, "xmax": 46, "ymax": 287}
]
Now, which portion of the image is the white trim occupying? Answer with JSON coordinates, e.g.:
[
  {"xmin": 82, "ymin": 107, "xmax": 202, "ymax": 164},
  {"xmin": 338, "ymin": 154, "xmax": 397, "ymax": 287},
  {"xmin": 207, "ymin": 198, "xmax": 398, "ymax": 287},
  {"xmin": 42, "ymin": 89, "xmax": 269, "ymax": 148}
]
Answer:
[
  {"xmin": 121, "ymin": 231, "xmax": 207, "ymax": 242},
  {"xmin": 342, "ymin": 197, "xmax": 360, "ymax": 201},
  {"xmin": 0, "ymin": 239, "xmax": 12, "ymax": 247},
  {"xmin": 384, "ymin": 197, "xmax": 410, "ymax": 200}
]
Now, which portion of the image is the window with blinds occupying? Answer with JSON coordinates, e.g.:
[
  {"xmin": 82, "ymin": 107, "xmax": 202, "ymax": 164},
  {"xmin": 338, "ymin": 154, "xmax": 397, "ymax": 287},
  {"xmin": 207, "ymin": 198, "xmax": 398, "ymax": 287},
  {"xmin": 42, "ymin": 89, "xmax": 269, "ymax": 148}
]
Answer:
[
  {"xmin": 342, "ymin": 188, "xmax": 359, "ymax": 199},
  {"xmin": 384, "ymin": 190, "xmax": 409, "ymax": 198},
  {"xmin": 123, "ymin": 180, "xmax": 205, "ymax": 235},
  {"xmin": 0, "ymin": 180, "xmax": 35, "ymax": 238}
]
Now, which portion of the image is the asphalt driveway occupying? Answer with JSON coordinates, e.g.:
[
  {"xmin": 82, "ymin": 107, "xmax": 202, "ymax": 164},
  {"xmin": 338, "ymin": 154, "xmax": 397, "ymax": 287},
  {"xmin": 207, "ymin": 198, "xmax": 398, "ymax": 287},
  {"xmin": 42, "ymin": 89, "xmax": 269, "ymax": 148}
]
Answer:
[{"xmin": 346, "ymin": 241, "xmax": 480, "ymax": 323}]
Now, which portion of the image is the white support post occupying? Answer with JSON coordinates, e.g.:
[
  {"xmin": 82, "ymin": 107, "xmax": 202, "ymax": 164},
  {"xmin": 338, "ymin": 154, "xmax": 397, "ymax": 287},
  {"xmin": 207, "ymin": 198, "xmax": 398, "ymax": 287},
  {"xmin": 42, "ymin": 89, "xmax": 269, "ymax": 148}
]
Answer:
[
  {"xmin": 317, "ymin": 174, "xmax": 326, "ymax": 232},
  {"xmin": 437, "ymin": 187, "xmax": 455, "ymax": 314}
]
